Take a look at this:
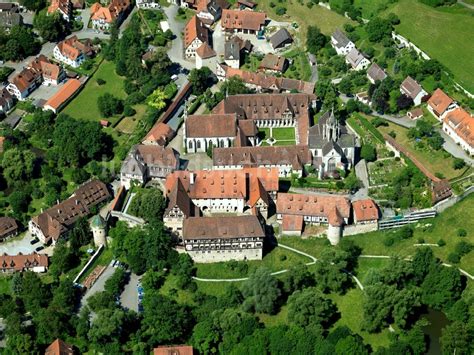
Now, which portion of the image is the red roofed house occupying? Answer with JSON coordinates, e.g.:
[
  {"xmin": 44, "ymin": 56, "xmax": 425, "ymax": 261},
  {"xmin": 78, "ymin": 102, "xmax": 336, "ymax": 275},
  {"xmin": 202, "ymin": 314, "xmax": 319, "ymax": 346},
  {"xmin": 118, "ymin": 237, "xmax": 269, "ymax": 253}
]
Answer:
[
  {"xmin": 443, "ymin": 107, "xmax": 474, "ymax": 155},
  {"xmin": 427, "ymin": 88, "xmax": 457, "ymax": 121},
  {"xmin": 352, "ymin": 199, "xmax": 379, "ymax": 225},
  {"xmin": 47, "ymin": 0, "xmax": 73, "ymax": 21},
  {"xmin": 54, "ymin": 36, "xmax": 94, "ymax": 68},
  {"xmin": 142, "ymin": 122, "xmax": 176, "ymax": 146},
  {"xmin": 221, "ymin": 9, "xmax": 266, "ymax": 35},
  {"xmin": 45, "ymin": 339, "xmax": 74, "ymax": 355},
  {"xmin": 154, "ymin": 345, "xmax": 194, "ymax": 355},
  {"xmin": 90, "ymin": 0, "xmax": 131, "ymax": 32},
  {"xmin": 0, "ymin": 253, "xmax": 49, "ymax": 273},
  {"xmin": 276, "ymin": 192, "xmax": 351, "ymax": 244},
  {"xmin": 195, "ymin": 42, "xmax": 217, "ymax": 69},
  {"xmin": 43, "ymin": 78, "xmax": 82, "ymax": 113},
  {"xmin": 184, "ymin": 15, "xmax": 210, "ymax": 58}
]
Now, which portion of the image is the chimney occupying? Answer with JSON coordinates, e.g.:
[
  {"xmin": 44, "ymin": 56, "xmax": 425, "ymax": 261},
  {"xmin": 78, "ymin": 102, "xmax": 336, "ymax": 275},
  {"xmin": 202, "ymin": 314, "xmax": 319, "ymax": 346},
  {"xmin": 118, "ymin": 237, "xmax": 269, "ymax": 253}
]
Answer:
[{"xmin": 190, "ymin": 173, "xmax": 195, "ymax": 185}]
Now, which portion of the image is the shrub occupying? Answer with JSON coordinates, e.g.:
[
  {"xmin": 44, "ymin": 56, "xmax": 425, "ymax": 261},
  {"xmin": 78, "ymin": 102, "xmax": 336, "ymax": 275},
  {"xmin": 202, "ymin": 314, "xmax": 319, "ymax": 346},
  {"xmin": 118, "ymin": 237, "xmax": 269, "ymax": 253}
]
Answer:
[
  {"xmin": 437, "ymin": 239, "xmax": 446, "ymax": 247},
  {"xmin": 452, "ymin": 158, "xmax": 466, "ymax": 170},
  {"xmin": 275, "ymin": 6, "xmax": 287, "ymax": 15},
  {"xmin": 123, "ymin": 106, "xmax": 136, "ymax": 117},
  {"xmin": 96, "ymin": 78, "xmax": 106, "ymax": 85},
  {"xmin": 457, "ymin": 229, "xmax": 467, "ymax": 237},
  {"xmin": 398, "ymin": 225, "xmax": 414, "ymax": 239},
  {"xmin": 279, "ymin": 254, "xmax": 287, "ymax": 262},
  {"xmin": 447, "ymin": 252, "xmax": 460, "ymax": 264},
  {"xmin": 455, "ymin": 241, "xmax": 473, "ymax": 256},
  {"xmin": 417, "ymin": 237, "xmax": 425, "ymax": 244},
  {"xmin": 383, "ymin": 236, "xmax": 395, "ymax": 247}
]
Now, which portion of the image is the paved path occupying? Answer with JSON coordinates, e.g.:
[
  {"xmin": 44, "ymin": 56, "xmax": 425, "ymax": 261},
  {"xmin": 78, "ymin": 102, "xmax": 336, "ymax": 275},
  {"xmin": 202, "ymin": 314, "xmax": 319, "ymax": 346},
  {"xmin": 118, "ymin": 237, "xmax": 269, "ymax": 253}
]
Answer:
[
  {"xmin": 80, "ymin": 265, "xmax": 116, "ymax": 309},
  {"xmin": 353, "ymin": 159, "xmax": 369, "ymax": 200},
  {"xmin": 308, "ymin": 53, "xmax": 318, "ymax": 83},
  {"xmin": 458, "ymin": 0, "xmax": 474, "ymax": 10},
  {"xmin": 120, "ymin": 272, "xmax": 140, "ymax": 312},
  {"xmin": 163, "ymin": 5, "xmax": 194, "ymax": 70}
]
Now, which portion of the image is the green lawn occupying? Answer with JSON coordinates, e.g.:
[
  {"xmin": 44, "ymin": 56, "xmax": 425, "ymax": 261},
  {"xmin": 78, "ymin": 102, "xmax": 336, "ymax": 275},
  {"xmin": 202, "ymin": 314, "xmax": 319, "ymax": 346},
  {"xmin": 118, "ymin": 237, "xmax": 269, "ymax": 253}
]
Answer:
[
  {"xmin": 387, "ymin": 0, "xmax": 474, "ymax": 93},
  {"xmin": 62, "ymin": 61, "xmax": 127, "ymax": 123},
  {"xmin": 195, "ymin": 245, "xmax": 311, "ymax": 279},
  {"xmin": 272, "ymin": 127, "xmax": 296, "ymax": 140},
  {"xmin": 283, "ymin": 48, "xmax": 312, "ymax": 81},
  {"xmin": 0, "ymin": 276, "xmax": 11, "ymax": 295},
  {"xmin": 160, "ymin": 274, "xmax": 196, "ymax": 305}
]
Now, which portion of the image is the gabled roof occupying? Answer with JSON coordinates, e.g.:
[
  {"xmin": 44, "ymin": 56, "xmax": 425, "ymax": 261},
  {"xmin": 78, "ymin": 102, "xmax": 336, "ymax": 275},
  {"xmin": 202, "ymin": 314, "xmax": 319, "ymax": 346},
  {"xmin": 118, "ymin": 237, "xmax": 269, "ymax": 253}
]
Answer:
[
  {"xmin": 367, "ymin": 63, "xmax": 387, "ymax": 82},
  {"xmin": 164, "ymin": 179, "xmax": 199, "ymax": 219},
  {"xmin": 184, "ymin": 15, "xmax": 210, "ymax": 48},
  {"xmin": 196, "ymin": 42, "xmax": 216, "ymax": 59},
  {"xmin": 0, "ymin": 252, "xmax": 49, "ymax": 272},
  {"xmin": 444, "ymin": 107, "xmax": 474, "ymax": 148},
  {"xmin": 282, "ymin": 214, "xmax": 303, "ymax": 232},
  {"xmin": 331, "ymin": 28, "xmax": 351, "ymax": 48},
  {"xmin": 270, "ymin": 28, "xmax": 293, "ymax": 49},
  {"xmin": 45, "ymin": 339, "xmax": 74, "ymax": 355},
  {"xmin": 346, "ymin": 48, "xmax": 368, "ymax": 69},
  {"xmin": 400, "ymin": 76, "xmax": 424, "ymax": 100},
  {"xmin": 90, "ymin": 0, "xmax": 129, "ymax": 24},
  {"xmin": 427, "ymin": 88, "xmax": 454, "ymax": 116},
  {"xmin": 185, "ymin": 113, "xmax": 237, "ymax": 138},
  {"xmin": 352, "ymin": 199, "xmax": 379, "ymax": 222},
  {"xmin": 183, "ymin": 215, "xmax": 265, "ymax": 240},
  {"xmin": 221, "ymin": 9, "xmax": 266, "ymax": 31},
  {"xmin": 143, "ymin": 122, "xmax": 175, "ymax": 146},
  {"xmin": 56, "ymin": 36, "xmax": 93, "ymax": 61},
  {"xmin": 258, "ymin": 54, "xmax": 287, "ymax": 72},
  {"xmin": 0, "ymin": 217, "xmax": 18, "ymax": 238},
  {"xmin": 44, "ymin": 79, "xmax": 82, "ymax": 111},
  {"xmin": 154, "ymin": 345, "xmax": 194, "ymax": 355}
]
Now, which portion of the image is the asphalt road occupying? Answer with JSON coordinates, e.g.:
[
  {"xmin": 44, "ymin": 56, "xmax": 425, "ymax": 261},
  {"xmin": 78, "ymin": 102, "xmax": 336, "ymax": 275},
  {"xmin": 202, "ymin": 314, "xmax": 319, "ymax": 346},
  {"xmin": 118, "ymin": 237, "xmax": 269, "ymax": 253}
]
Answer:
[
  {"xmin": 80, "ymin": 265, "xmax": 116, "ymax": 309},
  {"xmin": 120, "ymin": 272, "xmax": 140, "ymax": 312}
]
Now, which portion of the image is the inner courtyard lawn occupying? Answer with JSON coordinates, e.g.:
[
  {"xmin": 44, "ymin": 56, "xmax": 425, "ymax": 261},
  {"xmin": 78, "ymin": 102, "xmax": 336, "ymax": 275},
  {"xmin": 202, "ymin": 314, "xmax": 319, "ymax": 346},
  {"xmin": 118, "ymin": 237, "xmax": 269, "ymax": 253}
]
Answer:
[{"xmin": 62, "ymin": 61, "xmax": 127, "ymax": 123}]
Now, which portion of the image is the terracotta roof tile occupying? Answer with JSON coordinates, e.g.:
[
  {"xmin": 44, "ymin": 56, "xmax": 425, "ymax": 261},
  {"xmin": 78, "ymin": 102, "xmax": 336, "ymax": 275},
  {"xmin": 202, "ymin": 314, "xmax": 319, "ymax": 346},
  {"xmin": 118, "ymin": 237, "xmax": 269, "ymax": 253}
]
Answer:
[
  {"xmin": 352, "ymin": 199, "xmax": 379, "ymax": 222},
  {"xmin": 221, "ymin": 9, "xmax": 266, "ymax": 32},
  {"xmin": 428, "ymin": 88, "xmax": 454, "ymax": 117},
  {"xmin": 44, "ymin": 79, "xmax": 82, "ymax": 111},
  {"xmin": 183, "ymin": 215, "xmax": 265, "ymax": 240},
  {"xmin": 0, "ymin": 252, "xmax": 48, "ymax": 273},
  {"xmin": 184, "ymin": 15, "xmax": 210, "ymax": 48}
]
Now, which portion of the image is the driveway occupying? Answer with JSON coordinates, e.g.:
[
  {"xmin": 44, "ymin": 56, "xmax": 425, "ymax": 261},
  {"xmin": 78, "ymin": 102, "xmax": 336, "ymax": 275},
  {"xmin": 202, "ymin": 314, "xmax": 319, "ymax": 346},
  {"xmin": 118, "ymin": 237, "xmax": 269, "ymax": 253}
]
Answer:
[
  {"xmin": 120, "ymin": 272, "xmax": 140, "ymax": 312},
  {"xmin": 0, "ymin": 232, "xmax": 39, "ymax": 255},
  {"xmin": 163, "ymin": 5, "xmax": 194, "ymax": 70},
  {"xmin": 352, "ymin": 159, "xmax": 369, "ymax": 200},
  {"xmin": 80, "ymin": 265, "xmax": 116, "ymax": 309}
]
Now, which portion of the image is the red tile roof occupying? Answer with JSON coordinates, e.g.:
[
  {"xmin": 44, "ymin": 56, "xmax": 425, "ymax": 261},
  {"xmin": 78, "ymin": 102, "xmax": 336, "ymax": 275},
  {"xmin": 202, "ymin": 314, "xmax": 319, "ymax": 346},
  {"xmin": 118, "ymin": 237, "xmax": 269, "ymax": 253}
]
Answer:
[
  {"xmin": 184, "ymin": 15, "xmax": 210, "ymax": 48},
  {"xmin": 221, "ymin": 9, "xmax": 266, "ymax": 32},
  {"xmin": 44, "ymin": 79, "xmax": 82, "ymax": 111},
  {"xmin": 0, "ymin": 253, "xmax": 48, "ymax": 273},
  {"xmin": 45, "ymin": 339, "xmax": 74, "ymax": 355},
  {"xmin": 428, "ymin": 88, "xmax": 454, "ymax": 117},
  {"xmin": 90, "ymin": 0, "xmax": 129, "ymax": 24},
  {"xmin": 185, "ymin": 113, "xmax": 237, "ymax": 138},
  {"xmin": 154, "ymin": 345, "xmax": 194, "ymax": 355},
  {"xmin": 282, "ymin": 214, "xmax": 303, "ymax": 232},
  {"xmin": 444, "ymin": 107, "xmax": 474, "ymax": 148},
  {"xmin": 143, "ymin": 122, "xmax": 176, "ymax": 146},
  {"xmin": 352, "ymin": 199, "xmax": 379, "ymax": 222},
  {"xmin": 196, "ymin": 42, "xmax": 216, "ymax": 59},
  {"xmin": 183, "ymin": 215, "xmax": 265, "ymax": 240}
]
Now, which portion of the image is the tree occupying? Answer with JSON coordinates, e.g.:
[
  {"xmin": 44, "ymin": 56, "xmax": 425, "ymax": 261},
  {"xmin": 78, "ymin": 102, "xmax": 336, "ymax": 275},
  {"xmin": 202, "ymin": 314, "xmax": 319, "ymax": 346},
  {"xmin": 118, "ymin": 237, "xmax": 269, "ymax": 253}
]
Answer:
[
  {"xmin": 49, "ymin": 241, "xmax": 78, "ymax": 278},
  {"xmin": 1, "ymin": 148, "xmax": 35, "ymax": 186},
  {"xmin": 146, "ymin": 88, "xmax": 167, "ymax": 110},
  {"xmin": 128, "ymin": 188, "xmax": 166, "ymax": 223},
  {"xmin": 306, "ymin": 26, "xmax": 327, "ymax": 54},
  {"xmin": 360, "ymin": 144, "xmax": 376, "ymax": 162},
  {"xmin": 288, "ymin": 287, "xmax": 338, "ymax": 329},
  {"xmin": 313, "ymin": 249, "xmax": 352, "ymax": 294},
  {"xmin": 33, "ymin": 12, "xmax": 66, "ymax": 42},
  {"xmin": 421, "ymin": 265, "xmax": 462, "ymax": 309},
  {"xmin": 189, "ymin": 67, "xmax": 214, "ymax": 95},
  {"xmin": 220, "ymin": 76, "xmax": 250, "ymax": 96},
  {"xmin": 338, "ymin": 77, "xmax": 353, "ymax": 95},
  {"xmin": 88, "ymin": 308, "xmax": 126, "ymax": 349},
  {"xmin": 365, "ymin": 18, "xmax": 392, "ymax": 42},
  {"xmin": 241, "ymin": 267, "xmax": 281, "ymax": 314},
  {"xmin": 440, "ymin": 322, "xmax": 473, "ymax": 355},
  {"xmin": 282, "ymin": 263, "xmax": 315, "ymax": 294},
  {"xmin": 453, "ymin": 158, "xmax": 466, "ymax": 170},
  {"xmin": 97, "ymin": 93, "xmax": 124, "ymax": 117},
  {"xmin": 19, "ymin": 0, "xmax": 45, "ymax": 11}
]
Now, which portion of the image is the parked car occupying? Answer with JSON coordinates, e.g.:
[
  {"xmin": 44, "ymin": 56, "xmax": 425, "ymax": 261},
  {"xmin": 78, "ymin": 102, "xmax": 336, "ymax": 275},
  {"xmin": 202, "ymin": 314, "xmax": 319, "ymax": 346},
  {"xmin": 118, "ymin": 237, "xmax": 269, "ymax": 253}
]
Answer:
[
  {"xmin": 30, "ymin": 238, "xmax": 39, "ymax": 245},
  {"xmin": 171, "ymin": 74, "xmax": 179, "ymax": 81},
  {"xmin": 35, "ymin": 246, "xmax": 44, "ymax": 252}
]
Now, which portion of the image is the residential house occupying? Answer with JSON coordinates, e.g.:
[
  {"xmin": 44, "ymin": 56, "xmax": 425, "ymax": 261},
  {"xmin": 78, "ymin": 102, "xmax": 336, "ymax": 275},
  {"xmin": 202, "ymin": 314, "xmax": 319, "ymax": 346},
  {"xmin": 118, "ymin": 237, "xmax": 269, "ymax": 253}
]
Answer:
[
  {"xmin": 224, "ymin": 36, "xmax": 251, "ymax": 69},
  {"xmin": 270, "ymin": 28, "xmax": 293, "ymax": 50},
  {"xmin": 43, "ymin": 79, "xmax": 83, "ymax": 113},
  {"xmin": 90, "ymin": 0, "xmax": 131, "ymax": 31},
  {"xmin": 195, "ymin": 42, "xmax": 217, "ymax": 69},
  {"xmin": 407, "ymin": 108, "xmax": 423, "ymax": 120},
  {"xmin": 212, "ymin": 145, "xmax": 311, "ymax": 177},
  {"xmin": 0, "ymin": 88, "xmax": 14, "ymax": 113},
  {"xmin": 142, "ymin": 122, "xmax": 176, "ymax": 146},
  {"xmin": 136, "ymin": 0, "xmax": 160, "ymax": 9},
  {"xmin": 258, "ymin": 54, "xmax": 288, "ymax": 74},
  {"xmin": 0, "ymin": 253, "xmax": 48, "ymax": 273},
  {"xmin": 352, "ymin": 199, "xmax": 379, "ymax": 225},
  {"xmin": 443, "ymin": 108, "xmax": 474, "ymax": 155},
  {"xmin": 29, "ymin": 180, "xmax": 110, "ymax": 244},
  {"xmin": 400, "ymin": 76, "xmax": 428, "ymax": 106},
  {"xmin": 54, "ymin": 36, "xmax": 94, "ymax": 68},
  {"xmin": 218, "ymin": 66, "xmax": 315, "ymax": 95},
  {"xmin": 47, "ymin": 0, "xmax": 73, "ymax": 21},
  {"xmin": 221, "ymin": 9, "xmax": 266, "ymax": 35},
  {"xmin": 183, "ymin": 215, "xmax": 265, "ymax": 262},
  {"xmin": 45, "ymin": 339, "xmax": 75, "ymax": 355},
  {"xmin": 366, "ymin": 63, "xmax": 387, "ymax": 84},
  {"xmin": 184, "ymin": 15, "xmax": 210, "ymax": 58},
  {"xmin": 308, "ymin": 110, "xmax": 356, "ymax": 174},
  {"xmin": 120, "ymin": 144, "xmax": 180, "ymax": 189},
  {"xmin": 331, "ymin": 29, "xmax": 355, "ymax": 55},
  {"xmin": 197, "ymin": 0, "xmax": 222, "ymax": 24},
  {"xmin": 30, "ymin": 55, "xmax": 65, "ymax": 86},
  {"xmin": 277, "ymin": 192, "xmax": 351, "ymax": 244},
  {"xmin": 355, "ymin": 91, "xmax": 371, "ymax": 106},
  {"xmin": 345, "ymin": 48, "xmax": 370, "ymax": 71},
  {"xmin": 0, "ymin": 12, "xmax": 23, "ymax": 31},
  {"xmin": 164, "ymin": 167, "xmax": 279, "ymax": 216},
  {"xmin": 427, "ymin": 88, "xmax": 457, "ymax": 121},
  {"xmin": 0, "ymin": 217, "xmax": 19, "ymax": 241},
  {"xmin": 154, "ymin": 345, "xmax": 194, "ymax": 355}
]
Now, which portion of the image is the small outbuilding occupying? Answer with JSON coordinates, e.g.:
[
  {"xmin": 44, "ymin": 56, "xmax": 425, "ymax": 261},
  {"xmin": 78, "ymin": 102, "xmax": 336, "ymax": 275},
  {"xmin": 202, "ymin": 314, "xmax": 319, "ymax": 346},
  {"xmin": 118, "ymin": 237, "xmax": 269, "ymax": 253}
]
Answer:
[{"xmin": 270, "ymin": 28, "xmax": 293, "ymax": 50}]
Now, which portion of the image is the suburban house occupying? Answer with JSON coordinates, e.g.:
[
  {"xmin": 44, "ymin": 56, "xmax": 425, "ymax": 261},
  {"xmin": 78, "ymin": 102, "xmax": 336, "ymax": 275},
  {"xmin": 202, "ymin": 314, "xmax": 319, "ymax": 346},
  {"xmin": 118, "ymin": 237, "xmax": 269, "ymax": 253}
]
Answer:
[
  {"xmin": 270, "ymin": 28, "xmax": 293, "ymax": 50},
  {"xmin": 0, "ymin": 217, "xmax": 19, "ymax": 241},
  {"xmin": 400, "ymin": 76, "xmax": 428, "ymax": 106},
  {"xmin": 183, "ymin": 215, "xmax": 265, "ymax": 262},
  {"xmin": 136, "ymin": 0, "xmax": 161, "ymax": 9},
  {"xmin": 120, "ymin": 144, "xmax": 180, "ymax": 189},
  {"xmin": 308, "ymin": 110, "xmax": 356, "ymax": 175},
  {"xmin": 427, "ymin": 88, "xmax": 457, "ymax": 121},
  {"xmin": 195, "ymin": 42, "xmax": 217, "ymax": 69},
  {"xmin": 164, "ymin": 167, "xmax": 279, "ymax": 216},
  {"xmin": 277, "ymin": 192, "xmax": 351, "ymax": 244},
  {"xmin": 352, "ymin": 199, "xmax": 380, "ymax": 225},
  {"xmin": 29, "ymin": 180, "xmax": 111, "ymax": 244},
  {"xmin": 221, "ymin": 9, "xmax": 266, "ymax": 35},
  {"xmin": 331, "ymin": 29, "xmax": 355, "ymax": 55},
  {"xmin": 45, "ymin": 339, "xmax": 75, "ymax": 355},
  {"xmin": 442, "ymin": 107, "xmax": 474, "ymax": 155},
  {"xmin": 0, "ymin": 12, "xmax": 23, "ymax": 31},
  {"xmin": 43, "ymin": 78, "xmax": 83, "ymax": 113},
  {"xmin": 224, "ymin": 36, "xmax": 252, "ymax": 69},
  {"xmin": 0, "ymin": 88, "xmax": 14, "ymax": 113},
  {"xmin": 407, "ymin": 108, "xmax": 424, "ymax": 120},
  {"xmin": 7, "ymin": 55, "xmax": 64, "ymax": 100},
  {"xmin": 47, "ymin": 0, "xmax": 72, "ymax": 21},
  {"xmin": 142, "ymin": 122, "xmax": 176, "ymax": 146},
  {"xmin": 0, "ymin": 253, "xmax": 48, "ymax": 273},
  {"xmin": 355, "ymin": 91, "xmax": 371, "ymax": 106},
  {"xmin": 212, "ymin": 145, "xmax": 311, "ymax": 177},
  {"xmin": 345, "ymin": 48, "xmax": 370, "ymax": 71},
  {"xmin": 258, "ymin": 54, "xmax": 288, "ymax": 74},
  {"xmin": 53, "ymin": 36, "xmax": 94, "ymax": 68},
  {"xmin": 184, "ymin": 15, "xmax": 211, "ymax": 58},
  {"xmin": 184, "ymin": 113, "xmax": 259, "ymax": 153},
  {"xmin": 218, "ymin": 66, "xmax": 315, "ymax": 95},
  {"xmin": 154, "ymin": 345, "xmax": 195, "ymax": 355},
  {"xmin": 367, "ymin": 63, "xmax": 387, "ymax": 84},
  {"xmin": 90, "ymin": 0, "xmax": 131, "ymax": 31}
]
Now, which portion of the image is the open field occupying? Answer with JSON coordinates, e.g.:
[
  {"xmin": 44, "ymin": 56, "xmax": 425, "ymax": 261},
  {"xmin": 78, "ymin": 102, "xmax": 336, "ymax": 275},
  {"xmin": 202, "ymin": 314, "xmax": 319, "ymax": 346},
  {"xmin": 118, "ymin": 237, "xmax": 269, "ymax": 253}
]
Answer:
[
  {"xmin": 62, "ymin": 61, "xmax": 127, "ymax": 123},
  {"xmin": 387, "ymin": 0, "xmax": 474, "ymax": 93},
  {"xmin": 353, "ymin": 0, "xmax": 391, "ymax": 18}
]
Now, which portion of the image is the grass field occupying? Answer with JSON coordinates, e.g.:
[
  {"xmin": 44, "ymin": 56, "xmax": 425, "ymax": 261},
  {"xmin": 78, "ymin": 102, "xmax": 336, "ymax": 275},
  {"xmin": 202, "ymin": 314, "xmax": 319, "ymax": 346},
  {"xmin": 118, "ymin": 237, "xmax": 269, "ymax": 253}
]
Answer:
[
  {"xmin": 353, "ymin": 0, "xmax": 392, "ymax": 18},
  {"xmin": 62, "ymin": 61, "xmax": 127, "ymax": 123},
  {"xmin": 283, "ymin": 48, "xmax": 312, "ymax": 81},
  {"xmin": 386, "ymin": 0, "xmax": 474, "ymax": 93},
  {"xmin": 257, "ymin": 0, "xmax": 354, "ymax": 41},
  {"xmin": 116, "ymin": 104, "xmax": 148, "ymax": 134}
]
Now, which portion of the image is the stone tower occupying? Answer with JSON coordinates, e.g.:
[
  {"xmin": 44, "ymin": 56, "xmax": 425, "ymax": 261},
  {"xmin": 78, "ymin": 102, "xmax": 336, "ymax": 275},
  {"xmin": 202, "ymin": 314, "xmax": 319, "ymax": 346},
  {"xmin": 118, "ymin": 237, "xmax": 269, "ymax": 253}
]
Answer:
[{"xmin": 90, "ymin": 215, "xmax": 107, "ymax": 248}]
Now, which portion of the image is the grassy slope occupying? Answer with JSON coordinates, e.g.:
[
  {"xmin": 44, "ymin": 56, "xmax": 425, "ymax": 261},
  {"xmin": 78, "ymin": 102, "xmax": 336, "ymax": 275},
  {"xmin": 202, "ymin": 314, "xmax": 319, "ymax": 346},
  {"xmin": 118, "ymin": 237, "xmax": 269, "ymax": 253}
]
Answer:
[
  {"xmin": 387, "ymin": 0, "xmax": 474, "ymax": 93},
  {"xmin": 62, "ymin": 61, "xmax": 127, "ymax": 122}
]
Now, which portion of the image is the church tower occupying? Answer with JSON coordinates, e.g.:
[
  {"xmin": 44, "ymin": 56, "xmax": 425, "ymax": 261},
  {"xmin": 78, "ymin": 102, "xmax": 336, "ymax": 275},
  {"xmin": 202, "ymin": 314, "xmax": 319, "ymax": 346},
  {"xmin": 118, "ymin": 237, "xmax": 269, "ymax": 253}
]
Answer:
[
  {"xmin": 325, "ymin": 109, "xmax": 340, "ymax": 142},
  {"xmin": 90, "ymin": 215, "xmax": 107, "ymax": 248}
]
